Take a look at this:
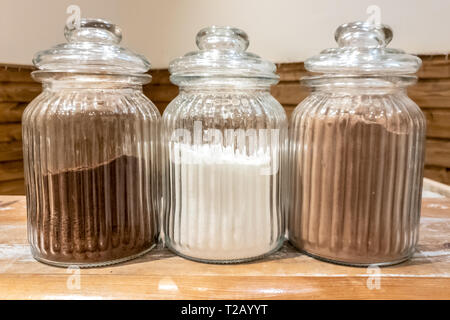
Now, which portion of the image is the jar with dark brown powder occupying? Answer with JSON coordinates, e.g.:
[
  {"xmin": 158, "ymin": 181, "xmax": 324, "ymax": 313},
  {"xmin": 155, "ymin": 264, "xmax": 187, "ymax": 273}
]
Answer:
[
  {"xmin": 288, "ymin": 22, "xmax": 426, "ymax": 266},
  {"xmin": 23, "ymin": 19, "xmax": 161, "ymax": 267}
]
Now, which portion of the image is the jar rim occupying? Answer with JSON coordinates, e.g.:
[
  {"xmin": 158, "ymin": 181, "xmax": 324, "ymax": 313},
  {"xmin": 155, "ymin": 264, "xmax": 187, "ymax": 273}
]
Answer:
[
  {"xmin": 170, "ymin": 75, "xmax": 279, "ymax": 87},
  {"xmin": 31, "ymin": 70, "xmax": 151, "ymax": 85},
  {"xmin": 301, "ymin": 74, "xmax": 417, "ymax": 88}
]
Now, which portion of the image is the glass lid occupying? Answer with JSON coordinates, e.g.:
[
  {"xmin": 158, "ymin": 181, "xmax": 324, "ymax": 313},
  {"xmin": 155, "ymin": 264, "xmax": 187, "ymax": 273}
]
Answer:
[
  {"xmin": 305, "ymin": 21, "xmax": 422, "ymax": 75},
  {"xmin": 169, "ymin": 26, "xmax": 278, "ymax": 83},
  {"xmin": 33, "ymin": 19, "xmax": 151, "ymax": 75}
]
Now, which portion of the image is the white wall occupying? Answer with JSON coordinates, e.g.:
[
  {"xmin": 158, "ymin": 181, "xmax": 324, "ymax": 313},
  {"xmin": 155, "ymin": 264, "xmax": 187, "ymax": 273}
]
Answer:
[
  {"xmin": 1, "ymin": 0, "xmax": 449, "ymax": 68},
  {"xmin": 0, "ymin": 0, "xmax": 123, "ymax": 66}
]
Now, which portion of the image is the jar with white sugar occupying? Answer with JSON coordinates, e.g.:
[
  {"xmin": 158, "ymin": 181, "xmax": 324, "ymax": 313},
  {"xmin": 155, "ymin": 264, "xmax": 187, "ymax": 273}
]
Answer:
[{"xmin": 163, "ymin": 26, "xmax": 287, "ymax": 263}]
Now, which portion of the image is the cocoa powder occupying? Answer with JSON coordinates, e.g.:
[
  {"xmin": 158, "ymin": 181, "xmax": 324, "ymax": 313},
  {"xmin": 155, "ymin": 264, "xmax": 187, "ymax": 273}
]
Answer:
[{"xmin": 30, "ymin": 155, "xmax": 157, "ymax": 266}]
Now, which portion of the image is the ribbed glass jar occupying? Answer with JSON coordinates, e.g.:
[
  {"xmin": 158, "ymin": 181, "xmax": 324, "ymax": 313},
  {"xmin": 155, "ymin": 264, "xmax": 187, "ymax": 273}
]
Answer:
[
  {"xmin": 23, "ymin": 20, "xmax": 161, "ymax": 267},
  {"xmin": 288, "ymin": 82, "xmax": 426, "ymax": 266},
  {"xmin": 288, "ymin": 22, "xmax": 426, "ymax": 266},
  {"xmin": 163, "ymin": 27, "xmax": 287, "ymax": 263}
]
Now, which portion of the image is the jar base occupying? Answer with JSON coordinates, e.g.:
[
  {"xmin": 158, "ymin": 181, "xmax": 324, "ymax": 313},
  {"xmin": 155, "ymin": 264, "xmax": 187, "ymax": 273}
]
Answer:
[
  {"xmin": 289, "ymin": 241, "xmax": 412, "ymax": 267},
  {"xmin": 167, "ymin": 240, "xmax": 284, "ymax": 264},
  {"xmin": 31, "ymin": 244, "xmax": 156, "ymax": 268}
]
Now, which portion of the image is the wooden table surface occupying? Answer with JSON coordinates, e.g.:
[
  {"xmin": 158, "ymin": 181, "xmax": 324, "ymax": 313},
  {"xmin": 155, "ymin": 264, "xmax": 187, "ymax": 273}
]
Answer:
[{"xmin": 0, "ymin": 195, "xmax": 449, "ymax": 300}]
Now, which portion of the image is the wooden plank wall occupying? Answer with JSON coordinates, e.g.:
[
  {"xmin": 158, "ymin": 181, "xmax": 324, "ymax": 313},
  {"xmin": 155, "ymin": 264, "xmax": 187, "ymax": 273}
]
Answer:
[
  {"xmin": 0, "ymin": 65, "xmax": 40, "ymax": 195},
  {"xmin": 0, "ymin": 55, "xmax": 449, "ymax": 194}
]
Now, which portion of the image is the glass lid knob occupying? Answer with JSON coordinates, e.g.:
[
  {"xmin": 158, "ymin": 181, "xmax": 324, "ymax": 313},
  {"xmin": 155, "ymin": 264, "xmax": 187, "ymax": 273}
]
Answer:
[
  {"xmin": 196, "ymin": 26, "xmax": 249, "ymax": 51},
  {"xmin": 334, "ymin": 21, "xmax": 393, "ymax": 48},
  {"xmin": 304, "ymin": 21, "xmax": 421, "ymax": 75},
  {"xmin": 32, "ymin": 18, "xmax": 150, "ymax": 75},
  {"xmin": 64, "ymin": 19, "xmax": 122, "ymax": 44}
]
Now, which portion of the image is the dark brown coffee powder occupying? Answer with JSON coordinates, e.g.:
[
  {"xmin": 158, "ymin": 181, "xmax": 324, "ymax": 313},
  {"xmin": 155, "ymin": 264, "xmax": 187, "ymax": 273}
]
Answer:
[{"xmin": 30, "ymin": 155, "xmax": 157, "ymax": 266}]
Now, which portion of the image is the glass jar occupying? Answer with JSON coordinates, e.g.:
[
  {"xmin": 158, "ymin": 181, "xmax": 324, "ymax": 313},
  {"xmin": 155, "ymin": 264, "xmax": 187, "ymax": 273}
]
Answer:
[
  {"xmin": 23, "ymin": 19, "xmax": 161, "ymax": 267},
  {"xmin": 163, "ymin": 26, "xmax": 287, "ymax": 263},
  {"xmin": 288, "ymin": 22, "xmax": 426, "ymax": 266}
]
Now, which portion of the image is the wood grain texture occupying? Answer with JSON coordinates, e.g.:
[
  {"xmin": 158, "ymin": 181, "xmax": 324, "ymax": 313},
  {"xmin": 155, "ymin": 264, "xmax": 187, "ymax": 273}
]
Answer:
[
  {"xmin": 143, "ymin": 84, "xmax": 179, "ymax": 103},
  {"xmin": 425, "ymin": 166, "xmax": 450, "ymax": 185},
  {"xmin": 0, "ymin": 65, "xmax": 35, "ymax": 83},
  {"xmin": 0, "ymin": 140, "xmax": 23, "ymax": 162},
  {"xmin": 423, "ymin": 177, "xmax": 450, "ymax": 198},
  {"xmin": 0, "ymin": 179, "xmax": 24, "ymax": 195},
  {"xmin": 149, "ymin": 69, "xmax": 172, "ymax": 85},
  {"xmin": 408, "ymin": 80, "xmax": 450, "ymax": 108},
  {"xmin": 425, "ymin": 139, "xmax": 450, "ymax": 167},
  {"xmin": 0, "ymin": 195, "xmax": 448, "ymax": 300},
  {"xmin": 275, "ymin": 62, "xmax": 311, "ymax": 82},
  {"xmin": 0, "ymin": 160, "xmax": 24, "ymax": 182},
  {"xmin": 417, "ymin": 55, "xmax": 450, "ymax": 79},
  {"xmin": 0, "ymin": 102, "xmax": 27, "ymax": 123},
  {"xmin": 284, "ymin": 105, "xmax": 297, "ymax": 119},
  {"xmin": 0, "ymin": 82, "xmax": 41, "ymax": 102},
  {"xmin": 423, "ymin": 108, "xmax": 450, "ymax": 139},
  {"xmin": 154, "ymin": 101, "xmax": 170, "ymax": 115},
  {"xmin": 271, "ymin": 83, "xmax": 310, "ymax": 105},
  {"xmin": 0, "ymin": 123, "xmax": 21, "ymax": 143}
]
